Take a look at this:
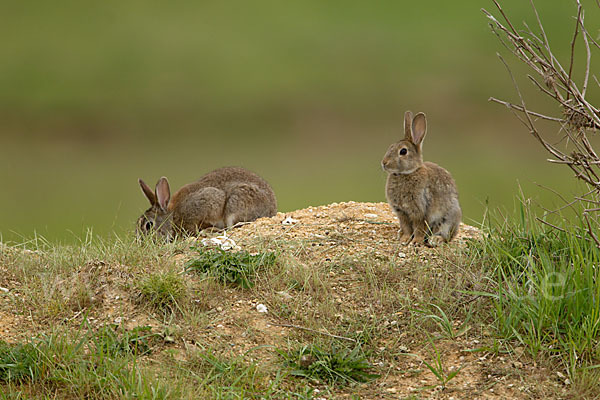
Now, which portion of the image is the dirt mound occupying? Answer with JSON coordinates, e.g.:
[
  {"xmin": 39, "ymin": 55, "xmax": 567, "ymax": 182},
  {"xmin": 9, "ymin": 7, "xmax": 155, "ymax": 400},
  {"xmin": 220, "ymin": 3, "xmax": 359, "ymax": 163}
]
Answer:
[
  {"xmin": 226, "ymin": 201, "xmax": 481, "ymax": 259},
  {"xmin": 1, "ymin": 203, "xmax": 562, "ymax": 399}
]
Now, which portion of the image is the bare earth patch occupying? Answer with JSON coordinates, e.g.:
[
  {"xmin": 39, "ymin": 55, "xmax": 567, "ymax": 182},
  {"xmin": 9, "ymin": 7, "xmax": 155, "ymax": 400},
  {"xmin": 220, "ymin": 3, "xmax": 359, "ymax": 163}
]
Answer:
[{"xmin": 0, "ymin": 202, "xmax": 568, "ymax": 399}]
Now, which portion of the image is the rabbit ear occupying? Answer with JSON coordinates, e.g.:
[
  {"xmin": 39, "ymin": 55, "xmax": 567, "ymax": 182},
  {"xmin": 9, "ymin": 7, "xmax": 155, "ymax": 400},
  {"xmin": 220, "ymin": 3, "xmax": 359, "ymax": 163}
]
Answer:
[
  {"xmin": 411, "ymin": 112, "xmax": 427, "ymax": 146},
  {"xmin": 155, "ymin": 177, "xmax": 171, "ymax": 212},
  {"xmin": 139, "ymin": 178, "xmax": 157, "ymax": 206},
  {"xmin": 404, "ymin": 111, "xmax": 414, "ymax": 140}
]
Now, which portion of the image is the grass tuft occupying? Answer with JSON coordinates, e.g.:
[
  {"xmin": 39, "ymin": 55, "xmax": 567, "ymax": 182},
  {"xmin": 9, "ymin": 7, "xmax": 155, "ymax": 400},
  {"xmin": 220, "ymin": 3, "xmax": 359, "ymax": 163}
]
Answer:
[
  {"xmin": 0, "ymin": 340, "xmax": 38, "ymax": 383},
  {"xmin": 0, "ymin": 324, "xmax": 171, "ymax": 398},
  {"xmin": 138, "ymin": 271, "xmax": 187, "ymax": 314},
  {"xmin": 185, "ymin": 247, "xmax": 277, "ymax": 288},
  {"xmin": 179, "ymin": 347, "xmax": 313, "ymax": 399},
  {"xmin": 93, "ymin": 324, "xmax": 157, "ymax": 357},
  {"xmin": 279, "ymin": 343, "xmax": 379, "ymax": 386}
]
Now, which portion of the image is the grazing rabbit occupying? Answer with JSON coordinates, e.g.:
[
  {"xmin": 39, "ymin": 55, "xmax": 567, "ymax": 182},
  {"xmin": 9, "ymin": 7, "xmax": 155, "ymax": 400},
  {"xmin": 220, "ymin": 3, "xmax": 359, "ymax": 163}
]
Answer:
[
  {"xmin": 381, "ymin": 111, "xmax": 461, "ymax": 246},
  {"xmin": 137, "ymin": 166, "xmax": 277, "ymax": 240}
]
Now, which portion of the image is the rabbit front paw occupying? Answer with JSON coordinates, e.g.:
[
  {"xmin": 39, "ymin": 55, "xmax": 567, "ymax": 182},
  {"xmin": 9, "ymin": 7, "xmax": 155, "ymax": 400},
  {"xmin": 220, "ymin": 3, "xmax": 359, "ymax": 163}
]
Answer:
[
  {"xmin": 426, "ymin": 234, "xmax": 445, "ymax": 247},
  {"xmin": 399, "ymin": 234, "xmax": 413, "ymax": 245}
]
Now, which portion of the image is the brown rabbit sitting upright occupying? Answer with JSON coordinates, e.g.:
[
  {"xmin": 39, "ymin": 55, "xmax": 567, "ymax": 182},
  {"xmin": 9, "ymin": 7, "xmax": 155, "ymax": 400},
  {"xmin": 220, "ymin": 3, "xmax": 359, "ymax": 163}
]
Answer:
[
  {"xmin": 381, "ymin": 111, "xmax": 461, "ymax": 246},
  {"xmin": 137, "ymin": 166, "xmax": 277, "ymax": 240}
]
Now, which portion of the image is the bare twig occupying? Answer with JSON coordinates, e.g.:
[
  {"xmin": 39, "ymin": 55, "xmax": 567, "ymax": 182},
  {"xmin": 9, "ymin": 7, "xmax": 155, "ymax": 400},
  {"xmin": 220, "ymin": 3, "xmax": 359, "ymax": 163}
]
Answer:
[
  {"xmin": 488, "ymin": 98, "xmax": 565, "ymax": 123},
  {"xmin": 584, "ymin": 212, "xmax": 600, "ymax": 247},
  {"xmin": 578, "ymin": 4, "xmax": 591, "ymax": 97},
  {"xmin": 566, "ymin": 2, "xmax": 583, "ymax": 100}
]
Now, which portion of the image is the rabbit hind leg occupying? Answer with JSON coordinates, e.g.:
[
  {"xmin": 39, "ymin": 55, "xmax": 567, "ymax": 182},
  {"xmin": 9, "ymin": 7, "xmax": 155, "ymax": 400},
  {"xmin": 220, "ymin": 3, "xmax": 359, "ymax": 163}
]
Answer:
[
  {"xmin": 428, "ymin": 211, "xmax": 461, "ymax": 247},
  {"xmin": 176, "ymin": 187, "xmax": 227, "ymax": 232},
  {"xmin": 223, "ymin": 184, "xmax": 270, "ymax": 228}
]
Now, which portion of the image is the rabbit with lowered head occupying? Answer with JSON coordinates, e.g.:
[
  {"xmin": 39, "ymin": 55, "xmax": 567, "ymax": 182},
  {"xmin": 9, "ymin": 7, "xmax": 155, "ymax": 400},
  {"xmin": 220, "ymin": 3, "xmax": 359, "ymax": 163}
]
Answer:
[
  {"xmin": 137, "ymin": 166, "xmax": 277, "ymax": 240},
  {"xmin": 381, "ymin": 111, "xmax": 461, "ymax": 246}
]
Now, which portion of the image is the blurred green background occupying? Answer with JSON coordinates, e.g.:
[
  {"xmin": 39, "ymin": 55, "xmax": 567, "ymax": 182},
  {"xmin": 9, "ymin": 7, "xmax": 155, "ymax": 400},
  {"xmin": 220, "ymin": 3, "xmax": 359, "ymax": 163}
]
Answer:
[{"xmin": 1, "ymin": 1, "xmax": 599, "ymax": 243}]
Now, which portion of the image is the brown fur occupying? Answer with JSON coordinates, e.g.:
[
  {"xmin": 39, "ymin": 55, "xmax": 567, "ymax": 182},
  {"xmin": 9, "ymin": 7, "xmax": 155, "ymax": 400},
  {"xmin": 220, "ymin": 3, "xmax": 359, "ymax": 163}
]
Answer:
[
  {"xmin": 381, "ymin": 111, "xmax": 461, "ymax": 246},
  {"xmin": 138, "ymin": 167, "xmax": 277, "ymax": 240}
]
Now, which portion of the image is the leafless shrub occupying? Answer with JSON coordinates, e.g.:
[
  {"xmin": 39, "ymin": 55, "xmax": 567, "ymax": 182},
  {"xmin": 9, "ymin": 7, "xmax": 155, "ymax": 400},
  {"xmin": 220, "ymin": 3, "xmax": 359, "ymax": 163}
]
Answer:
[{"xmin": 483, "ymin": 0, "xmax": 600, "ymax": 245}]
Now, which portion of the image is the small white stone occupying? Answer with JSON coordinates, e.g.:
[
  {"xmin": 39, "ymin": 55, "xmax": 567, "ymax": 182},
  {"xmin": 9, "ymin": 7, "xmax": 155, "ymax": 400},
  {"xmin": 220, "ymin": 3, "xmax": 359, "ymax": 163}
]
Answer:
[
  {"xmin": 201, "ymin": 234, "xmax": 241, "ymax": 251},
  {"xmin": 281, "ymin": 216, "xmax": 298, "ymax": 225},
  {"xmin": 114, "ymin": 317, "xmax": 122, "ymax": 324},
  {"xmin": 0, "ymin": 287, "xmax": 9, "ymax": 293},
  {"xmin": 256, "ymin": 304, "xmax": 268, "ymax": 313},
  {"xmin": 277, "ymin": 291, "xmax": 293, "ymax": 300},
  {"xmin": 398, "ymin": 252, "xmax": 407, "ymax": 258},
  {"xmin": 365, "ymin": 213, "xmax": 378, "ymax": 219}
]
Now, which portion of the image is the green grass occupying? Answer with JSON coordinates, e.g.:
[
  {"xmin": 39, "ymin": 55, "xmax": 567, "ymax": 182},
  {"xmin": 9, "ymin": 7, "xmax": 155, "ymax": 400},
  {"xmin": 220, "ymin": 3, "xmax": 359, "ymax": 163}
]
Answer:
[
  {"xmin": 180, "ymin": 348, "xmax": 276, "ymax": 398},
  {"xmin": 93, "ymin": 324, "xmax": 158, "ymax": 357},
  {"xmin": 469, "ymin": 202, "xmax": 600, "ymax": 388},
  {"xmin": 138, "ymin": 271, "xmax": 187, "ymax": 314},
  {"xmin": 0, "ymin": 325, "xmax": 172, "ymax": 399},
  {"xmin": 414, "ymin": 338, "xmax": 463, "ymax": 390},
  {"xmin": 170, "ymin": 346, "xmax": 327, "ymax": 399},
  {"xmin": 185, "ymin": 247, "xmax": 277, "ymax": 288},
  {"xmin": 0, "ymin": 341, "xmax": 38, "ymax": 383},
  {"xmin": 2, "ymin": 232, "xmax": 187, "ymax": 321},
  {"xmin": 416, "ymin": 304, "xmax": 472, "ymax": 340},
  {"xmin": 279, "ymin": 343, "xmax": 379, "ymax": 386}
]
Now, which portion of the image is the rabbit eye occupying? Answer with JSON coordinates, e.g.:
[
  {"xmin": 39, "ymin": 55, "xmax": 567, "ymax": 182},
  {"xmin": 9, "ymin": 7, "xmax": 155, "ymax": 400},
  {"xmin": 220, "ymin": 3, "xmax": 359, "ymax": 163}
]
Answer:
[
  {"xmin": 399, "ymin": 148, "xmax": 408, "ymax": 156},
  {"xmin": 145, "ymin": 221, "xmax": 154, "ymax": 231}
]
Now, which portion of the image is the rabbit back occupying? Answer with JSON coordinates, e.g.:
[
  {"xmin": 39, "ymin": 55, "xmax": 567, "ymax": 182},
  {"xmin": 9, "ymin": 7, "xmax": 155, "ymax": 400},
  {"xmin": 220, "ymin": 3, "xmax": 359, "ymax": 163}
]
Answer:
[{"xmin": 170, "ymin": 167, "xmax": 277, "ymax": 231}]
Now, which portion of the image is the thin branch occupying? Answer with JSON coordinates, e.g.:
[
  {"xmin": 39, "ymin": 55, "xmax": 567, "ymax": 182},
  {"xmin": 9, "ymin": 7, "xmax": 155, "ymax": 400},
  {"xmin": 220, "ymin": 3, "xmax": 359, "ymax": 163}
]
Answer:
[
  {"xmin": 548, "ymin": 159, "xmax": 600, "ymax": 165},
  {"xmin": 488, "ymin": 98, "xmax": 566, "ymax": 123},
  {"xmin": 496, "ymin": 53, "xmax": 564, "ymax": 160},
  {"xmin": 578, "ymin": 5, "xmax": 591, "ymax": 97},
  {"xmin": 584, "ymin": 212, "xmax": 600, "ymax": 248},
  {"xmin": 490, "ymin": 1, "xmax": 520, "ymax": 36},
  {"xmin": 535, "ymin": 183, "xmax": 582, "ymax": 215},
  {"xmin": 566, "ymin": 2, "xmax": 583, "ymax": 100},
  {"xmin": 529, "ymin": 0, "xmax": 554, "ymax": 69},
  {"xmin": 536, "ymin": 218, "xmax": 590, "ymax": 241},
  {"xmin": 527, "ymin": 75, "xmax": 567, "ymax": 101}
]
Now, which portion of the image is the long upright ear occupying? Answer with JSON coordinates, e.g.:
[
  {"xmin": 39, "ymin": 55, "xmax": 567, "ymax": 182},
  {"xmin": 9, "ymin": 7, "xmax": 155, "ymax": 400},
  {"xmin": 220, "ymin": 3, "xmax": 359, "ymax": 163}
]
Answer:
[
  {"xmin": 411, "ymin": 112, "xmax": 427, "ymax": 146},
  {"xmin": 155, "ymin": 177, "xmax": 171, "ymax": 212},
  {"xmin": 139, "ymin": 178, "xmax": 156, "ymax": 206},
  {"xmin": 404, "ymin": 111, "xmax": 414, "ymax": 140}
]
